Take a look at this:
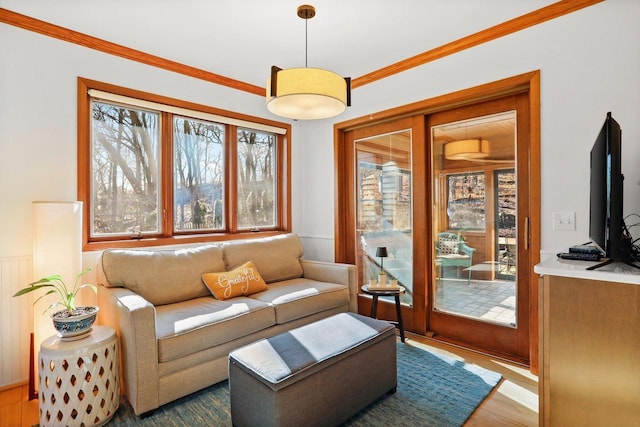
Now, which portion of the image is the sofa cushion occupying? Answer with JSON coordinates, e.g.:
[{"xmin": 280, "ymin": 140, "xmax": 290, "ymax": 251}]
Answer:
[
  {"xmin": 155, "ymin": 296, "xmax": 275, "ymax": 363},
  {"xmin": 249, "ymin": 278, "xmax": 349, "ymax": 324},
  {"xmin": 100, "ymin": 245, "xmax": 225, "ymax": 306},
  {"xmin": 202, "ymin": 260, "xmax": 268, "ymax": 300},
  {"xmin": 222, "ymin": 234, "xmax": 304, "ymax": 283}
]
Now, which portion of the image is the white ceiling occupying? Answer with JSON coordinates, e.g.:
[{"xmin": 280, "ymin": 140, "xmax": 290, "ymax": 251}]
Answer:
[{"xmin": 2, "ymin": 0, "xmax": 557, "ymax": 88}]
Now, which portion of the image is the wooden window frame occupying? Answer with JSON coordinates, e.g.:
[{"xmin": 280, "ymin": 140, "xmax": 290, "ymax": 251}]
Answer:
[{"xmin": 77, "ymin": 77, "xmax": 292, "ymax": 251}]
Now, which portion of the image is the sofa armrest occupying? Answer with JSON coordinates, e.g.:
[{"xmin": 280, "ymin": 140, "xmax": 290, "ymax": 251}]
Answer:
[
  {"xmin": 98, "ymin": 285, "xmax": 158, "ymax": 415},
  {"xmin": 301, "ymin": 260, "xmax": 358, "ymax": 312}
]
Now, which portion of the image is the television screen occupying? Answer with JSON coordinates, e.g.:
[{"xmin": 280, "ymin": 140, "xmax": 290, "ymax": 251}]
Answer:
[
  {"xmin": 588, "ymin": 112, "xmax": 627, "ymax": 267},
  {"xmin": 588, "ymin": 118, "xmax": 608, "ymax": 253}
]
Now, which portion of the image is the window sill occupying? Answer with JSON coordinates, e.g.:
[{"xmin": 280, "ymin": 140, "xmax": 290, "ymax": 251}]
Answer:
[{"xmin": 83, "ymin": 230, "xmax": 286, "ymax": 252}]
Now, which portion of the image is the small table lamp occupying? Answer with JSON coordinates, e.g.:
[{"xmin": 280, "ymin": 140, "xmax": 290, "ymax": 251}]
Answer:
[{"xmin": 376, "ymin": 246, "xmax": 388, "ymax": 272}]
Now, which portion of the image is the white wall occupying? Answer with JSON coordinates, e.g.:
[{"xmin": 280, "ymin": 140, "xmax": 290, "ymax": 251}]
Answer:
[
  {"xmin": 292, "ymin": 120, "xmax": 337, "ymax": 261},
  {"xmin": 1, "ymin": 0, "xmax": 639, "ymax": 386}
]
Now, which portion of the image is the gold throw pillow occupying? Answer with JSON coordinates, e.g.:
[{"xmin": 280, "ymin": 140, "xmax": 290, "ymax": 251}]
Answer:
[{"xmin": 202, "ymin": 260, "xmax": 267, "ymax": 300}]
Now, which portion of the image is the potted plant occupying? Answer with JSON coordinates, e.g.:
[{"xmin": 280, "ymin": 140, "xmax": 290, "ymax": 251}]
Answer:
[{"xmin": 14, "ymin": 268, "xmax": 98, "ymax": 340}]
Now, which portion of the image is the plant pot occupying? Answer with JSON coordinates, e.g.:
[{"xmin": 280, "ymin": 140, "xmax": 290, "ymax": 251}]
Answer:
[{"xmin": 51, "ymin": 306, "xmax": 99, "ymax": 340}]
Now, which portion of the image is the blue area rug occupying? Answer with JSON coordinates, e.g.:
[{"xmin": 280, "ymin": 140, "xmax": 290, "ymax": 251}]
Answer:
[{"xmin": 108, "ymin": 342, "xmax": 501, "ymax": 426}]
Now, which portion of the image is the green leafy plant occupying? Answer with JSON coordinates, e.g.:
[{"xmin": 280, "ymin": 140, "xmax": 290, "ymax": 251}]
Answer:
[
  {"xmin": 13, "ymin": 268, "xmax": 97, "ymax": 315},
  {"xmin": 457, "ymin": 226, "xmax": 468, "ymax": 241}
]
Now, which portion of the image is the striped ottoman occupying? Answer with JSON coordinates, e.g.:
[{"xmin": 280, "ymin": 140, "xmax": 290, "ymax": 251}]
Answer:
[{"xmin": 228, "ymin": 312, "xmax": 397, "ymax": 427}]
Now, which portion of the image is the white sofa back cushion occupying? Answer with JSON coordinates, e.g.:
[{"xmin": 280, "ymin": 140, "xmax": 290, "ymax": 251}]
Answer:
[
  {"xmin": 100, "ymin": 245, "xmax": 225, "ymax": 305},
  {"xmin": 222, "ymin": 234, "xmax": 304, "ymax": 283}
]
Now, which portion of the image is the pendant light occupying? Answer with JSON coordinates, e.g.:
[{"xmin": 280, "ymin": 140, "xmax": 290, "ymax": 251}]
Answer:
[
  {"xmin": 444, "ymin": 138, "xmax": 490, "ymax": 160},
  {"xmin": 266, "ymin": 5, "xmax": 351, "ymax": 120}
]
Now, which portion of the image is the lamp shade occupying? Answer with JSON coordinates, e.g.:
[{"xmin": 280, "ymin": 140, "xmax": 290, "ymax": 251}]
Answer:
[
  {"xmin": 376, "ymin": 247, "xmax": 388, "ymax": 258},
  {"xmin": 266, "ymin": 67, "xmax": 349, "ymax": 120},
  {"xmin": 444, "ymin": 139, "xmax": 490, "ymax": 160}
]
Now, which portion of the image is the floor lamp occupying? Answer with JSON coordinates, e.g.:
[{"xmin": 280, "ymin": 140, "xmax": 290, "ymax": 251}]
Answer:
[{"xmin": 31, "ymin": 201, "xmax": 82, "ymax": 398}]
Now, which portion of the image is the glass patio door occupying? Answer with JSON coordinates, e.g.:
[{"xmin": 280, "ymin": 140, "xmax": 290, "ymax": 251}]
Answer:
[
  {"xmin": 355, "ymin": 129, "xmax": 413, "ymax": 307},
  {"xmin": 336, "ymin": 116, "xmax": 425, "ymax": 331},
  {"xmin": 428, "ymin": 95, "xmax": 530, "ymax": 363}
]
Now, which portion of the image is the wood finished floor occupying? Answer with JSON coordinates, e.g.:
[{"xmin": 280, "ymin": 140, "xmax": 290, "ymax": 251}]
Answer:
[
  {"xmin": 0, "ymin": 332, "xmax": 538, "ymax": 426},
  {"xmin": 407, "ymin": 332, "xmax": 538, "ymax": 426}
]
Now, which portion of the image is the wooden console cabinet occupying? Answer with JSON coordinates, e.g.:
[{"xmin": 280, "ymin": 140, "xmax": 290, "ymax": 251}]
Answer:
[{"xmin": 535, "ymin": 259, "xmax": 640, "ymax": 426}]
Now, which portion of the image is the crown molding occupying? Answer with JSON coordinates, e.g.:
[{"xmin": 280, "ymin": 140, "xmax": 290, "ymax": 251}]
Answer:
[{"xmin": 1, "ymin": 0, "xmax": 603, "ymax": 95}]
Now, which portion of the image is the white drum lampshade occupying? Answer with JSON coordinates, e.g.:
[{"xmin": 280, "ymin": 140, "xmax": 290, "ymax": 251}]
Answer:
[
  {"xmin": 32, "ymin": 202, "xmax": 83, "ymax": 372},
  {"xmin": 444, "ymin": 139, "xmax": 490, "ymax": 160},
  {"xmin": 266, "ymin": 67, "xmax": 349, "ymax": 120}
]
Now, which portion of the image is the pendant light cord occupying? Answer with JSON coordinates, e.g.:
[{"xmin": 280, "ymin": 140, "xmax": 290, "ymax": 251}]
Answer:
[{"xmin": 297, "ymin": 5, "xmax": 315, "ymax": 68}]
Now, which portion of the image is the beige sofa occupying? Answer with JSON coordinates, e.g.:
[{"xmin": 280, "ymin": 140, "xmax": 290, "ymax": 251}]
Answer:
[{"xmin": 96, "ymin": 233, "xmax": 357, "ymax": 416}]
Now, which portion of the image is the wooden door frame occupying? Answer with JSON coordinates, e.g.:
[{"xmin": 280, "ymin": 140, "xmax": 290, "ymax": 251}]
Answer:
[
  {"xmin": 340, "ymin": 117, "xmax": 426, "ymax": 335},
  {"xmin": 334, "ymin": 70, "xmax": 540, "ymax": 372}
]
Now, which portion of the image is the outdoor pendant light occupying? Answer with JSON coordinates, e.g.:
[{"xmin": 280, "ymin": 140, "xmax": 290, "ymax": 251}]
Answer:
[
  {"xmin": 267, "ymin": 5, "xmax": 351, "ymax": 120},
  {"xmin": 444, "ymin": 139, "xmax": 490, "ymax": 160}
]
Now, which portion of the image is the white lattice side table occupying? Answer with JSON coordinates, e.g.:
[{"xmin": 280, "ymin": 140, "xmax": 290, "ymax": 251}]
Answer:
[{"xmin": 39, "ymin": 325, "xmax": 120, "ymax": 427}]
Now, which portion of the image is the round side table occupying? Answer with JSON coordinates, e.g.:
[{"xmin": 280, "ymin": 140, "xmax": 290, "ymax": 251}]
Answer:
[
  {"xmin": 361, "ymin": 285, "xmax": 406, "ymax": 343},
  {"xmin": 39, "ymin": 325, "xmax": 120, "ymax": 427}
]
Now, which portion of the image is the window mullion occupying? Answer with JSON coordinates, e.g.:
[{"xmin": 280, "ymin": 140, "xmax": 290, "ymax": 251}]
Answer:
[
  {"xmin": 162, "ymin": 112, "xmax": 174, "ymax": 236},
  {"xmin": 277, "ymin": 133, "xmax": 288, "ymax": 230},
  {"xmin": 227, "ymin": 125, "xmax": 238, "ymax": 232}
]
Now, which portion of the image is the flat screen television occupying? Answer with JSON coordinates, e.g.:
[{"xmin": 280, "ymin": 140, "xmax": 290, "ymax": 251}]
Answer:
[{"xmin": 587, "ymin": 112, "xmax": 635, "ymax": 270}]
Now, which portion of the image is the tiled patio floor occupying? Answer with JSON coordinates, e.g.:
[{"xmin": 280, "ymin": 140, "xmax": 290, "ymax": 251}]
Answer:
[{"xmin": 435, "ymin": 278, "xmax": 517, "ymax": 327}]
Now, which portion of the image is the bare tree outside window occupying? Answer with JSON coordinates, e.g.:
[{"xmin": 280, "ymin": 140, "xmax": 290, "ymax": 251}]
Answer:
[
  {"xmin": 237, "ymin": 129, "xmax": 276, "ymax": 229},
  {"xmin": 446, "ymin": 172, "xmax": 486, "ymax": 230},
  {"xmin": 83, "ymin": 82, "xmax": 288, "ymax": 245},
  {"xmin": 497, "ymin": 170, "xmax": 516, "ymax": 237},
  {"xmin": 91, "ymin": 102, "xmax": 160, "ymax": 236},
  {"xmin": 173, "ymin": 117, "xmax": 225, "ymax": 231}
]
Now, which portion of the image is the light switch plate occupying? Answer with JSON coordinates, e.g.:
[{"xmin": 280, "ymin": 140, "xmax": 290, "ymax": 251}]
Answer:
[{"xmin": 553, "ymin": 211, "xmax": 575, "ymax": 231}]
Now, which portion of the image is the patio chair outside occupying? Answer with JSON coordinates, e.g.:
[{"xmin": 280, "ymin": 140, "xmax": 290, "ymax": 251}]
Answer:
[{"xmin": 436, "ymin": 232, "xmax": 476, "ymax": 284}]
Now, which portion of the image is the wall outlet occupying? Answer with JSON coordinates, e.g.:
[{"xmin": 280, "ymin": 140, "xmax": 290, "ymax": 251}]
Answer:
[{"xmin": 553, "ymin": 211, "xmax": 575, "ymax": 231}]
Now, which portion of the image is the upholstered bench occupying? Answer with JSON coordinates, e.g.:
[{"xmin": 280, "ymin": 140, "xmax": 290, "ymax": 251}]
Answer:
[{"xmin": 228, "ymin": 312, "xmax": 397, "ymax": 427}]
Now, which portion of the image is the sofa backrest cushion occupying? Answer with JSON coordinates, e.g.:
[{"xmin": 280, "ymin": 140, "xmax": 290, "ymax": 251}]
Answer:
[
  {"xmin": 222, "ymin": 234, "xmax": 304, "ymax": 283},
  {"xmin": 100, "ymin": 245, "xmax": 225, "ymax": 305}
]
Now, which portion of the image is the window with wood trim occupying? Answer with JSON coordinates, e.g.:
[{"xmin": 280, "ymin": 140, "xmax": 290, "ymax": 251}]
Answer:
[{"xmin": 77, "ymin": 78, "xmax": 291, "ymax": 248}]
